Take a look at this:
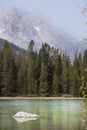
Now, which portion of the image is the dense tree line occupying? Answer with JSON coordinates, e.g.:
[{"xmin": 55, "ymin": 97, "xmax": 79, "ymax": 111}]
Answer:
[{"xmin": 0, "ymin": 40, "xmax": 87, "ymax": 97}]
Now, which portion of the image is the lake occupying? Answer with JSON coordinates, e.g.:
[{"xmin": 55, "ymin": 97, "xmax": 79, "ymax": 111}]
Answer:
[{"xmin": 0, "ymin": 99, "xmax": 84, "ymax": 130}]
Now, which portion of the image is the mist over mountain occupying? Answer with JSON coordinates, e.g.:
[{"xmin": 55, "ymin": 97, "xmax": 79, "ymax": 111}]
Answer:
[{"xmin": 0, "ymin": 7, "xmax": 87, "ymax": 59}]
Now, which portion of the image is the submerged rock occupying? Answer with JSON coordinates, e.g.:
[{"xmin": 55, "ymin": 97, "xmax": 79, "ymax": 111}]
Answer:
[{"xmin": 13, "ymin": 111, "xmax": 39, "ymax": 122}]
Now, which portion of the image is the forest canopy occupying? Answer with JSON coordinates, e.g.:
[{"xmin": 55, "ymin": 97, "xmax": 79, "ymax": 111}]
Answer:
[{"xmin": 0, "ymin": 40, "xmax": 87, "ymax": 97}]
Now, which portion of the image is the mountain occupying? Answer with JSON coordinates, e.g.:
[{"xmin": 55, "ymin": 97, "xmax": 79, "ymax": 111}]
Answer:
[
  {"xmin": 0, "ymin": 38, "xmax": 26, "ymax": 55},
  {"xmin": 0, "ymin": 7, "xmax": 87, "ymax": 59}
]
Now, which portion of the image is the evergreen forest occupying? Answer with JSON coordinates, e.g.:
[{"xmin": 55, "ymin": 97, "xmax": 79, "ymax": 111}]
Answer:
[{"xmin": 0, "ymin": 40, "xmax": 87, "ymax": 97}]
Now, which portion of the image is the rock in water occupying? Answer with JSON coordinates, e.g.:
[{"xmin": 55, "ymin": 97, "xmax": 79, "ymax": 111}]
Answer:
[
  {"xmin": 13, "ymin": 111, "xmax": 39, "ymax": 118},
  {"xmin": 13, "ymin": 111, "xmax": 39, "ymax": 122}
]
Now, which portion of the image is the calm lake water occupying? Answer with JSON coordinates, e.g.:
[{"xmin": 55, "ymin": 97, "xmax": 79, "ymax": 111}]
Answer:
[{"xmin": 0, "ymin": 99, "xmax": 84, "ymax": 130}]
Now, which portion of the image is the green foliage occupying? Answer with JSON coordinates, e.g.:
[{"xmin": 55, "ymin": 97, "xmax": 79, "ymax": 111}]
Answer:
[
  {"xmin": 52, "ymin": 49, "xmax": 62, "ymax": 95},
  {"xmin": 0, "ymin": 40, "xmax": 87, "ymax": 99},
  {"xmin": 16, "ymin": 52, "xmax": 27, "ymax": 95},
  {"xmin": 1, "ymin": 40, "xmax": 16, "ymax": 96},
  {"xmin": 40, "ymin": 63, "xmax": 49, "ymax": 96},
  {"xmin": 80, "ymin": 55, "xmax": 87, "ymax": 129},
  {"xmin": 69, "ymin": 53, "xmax": 82, "ymax": 97},
  {"xmin": 0, "ymin": 49, "xmax": 3, "ymax": 95},
  {"xmin": 27, "ymin": 40, "xmax": 37, "ymax": 95},
  {"xmin": 39, "ymin": 43, "xmax": 51, "ymax": 96},
  {"xmin": 62, "ymin": 54, "xmax": 70, "ymax": 94}
]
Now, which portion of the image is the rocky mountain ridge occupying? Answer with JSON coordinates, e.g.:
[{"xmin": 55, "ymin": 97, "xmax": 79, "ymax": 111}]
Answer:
[{"xmin": 0, "ymin": 7, "xmax": 87, "ymax": 59}]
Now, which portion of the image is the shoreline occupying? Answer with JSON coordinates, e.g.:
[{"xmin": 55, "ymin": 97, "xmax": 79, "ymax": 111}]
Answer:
[{"xmin": 0, "ymin": 97, "xmax": 83, "ymax": 100}]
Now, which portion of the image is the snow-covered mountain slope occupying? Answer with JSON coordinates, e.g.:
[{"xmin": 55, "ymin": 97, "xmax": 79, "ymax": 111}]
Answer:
[{"xmin": 0, "ymin": 7, "xmax": 87, "ymax": 58}]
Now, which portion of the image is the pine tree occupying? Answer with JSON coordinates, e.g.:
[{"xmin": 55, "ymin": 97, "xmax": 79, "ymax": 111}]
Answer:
[
  {"xmin": 81, "ymin": 50, "xmax": 87, "ymax": 97},
  {"xmin": 1, "ymin": 40, "xmax": 16, "ymax": 96},
  {"xmin": 70, "ymin": 53, "xmax": 82, "ymax": 97},
  {"xmin": 69, "ymin": 65, "xmax": 79, "ymax": 96},
  {"xmin": 27, "ymin": 40, "xmax": 37, "ymax": 95},
  {"xmin": 0, "ymin": 49, "xmax": 3, "ymax": 96},
  {"xmin": 83, "ymin": 49, "xmax": 87, "ymax": 69},
  {"xmin": 33, "ymin": 52, "xmax": 41, "ymax": 95},
  {"xmin": 16, "ymin": 51, "xmax": 27, "ymax": 95},
  {"xmin": 40, "ymin": 62, "xmax": 48, "ymax": 96},
  {"xmin": 62, "ymin": 54, "xmax": 70, "ymax": 95},
  {"xmin": 52, "ymin": 49, "xmax": 62, "ymax": 96},
  {"xmin": 39, "ymin": 43, "xmax": 51, "ymax": 96}
]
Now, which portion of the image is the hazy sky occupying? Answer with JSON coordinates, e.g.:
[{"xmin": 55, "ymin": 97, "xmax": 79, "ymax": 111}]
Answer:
[{"xmin": 0, "ymin": 0, "xmax": 87, "ymax": 40}]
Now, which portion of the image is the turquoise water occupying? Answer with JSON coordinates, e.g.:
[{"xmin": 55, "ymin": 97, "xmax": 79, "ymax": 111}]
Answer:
[{"xmin": 0, "ymin": 99, "xmax": 84, "ymax": 130}]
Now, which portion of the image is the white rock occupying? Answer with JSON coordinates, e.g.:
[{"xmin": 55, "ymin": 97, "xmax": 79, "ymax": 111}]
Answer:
[
  {"xmin": 13, "ymin": 111, "xmax": 39, "ymax": 122},
  {"xmin": 13, "ymin": 111, "xmax": 39, "ymax": 118}
]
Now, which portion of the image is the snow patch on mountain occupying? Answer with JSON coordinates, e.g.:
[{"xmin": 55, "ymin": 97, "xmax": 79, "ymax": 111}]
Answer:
[
  {"xmin": 33, "ymin": 26, "xmax": 41, "ymax": 32},
  {"xmin": 0, "ymin": 29, "xmax": 5, "ymax": 34}
]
